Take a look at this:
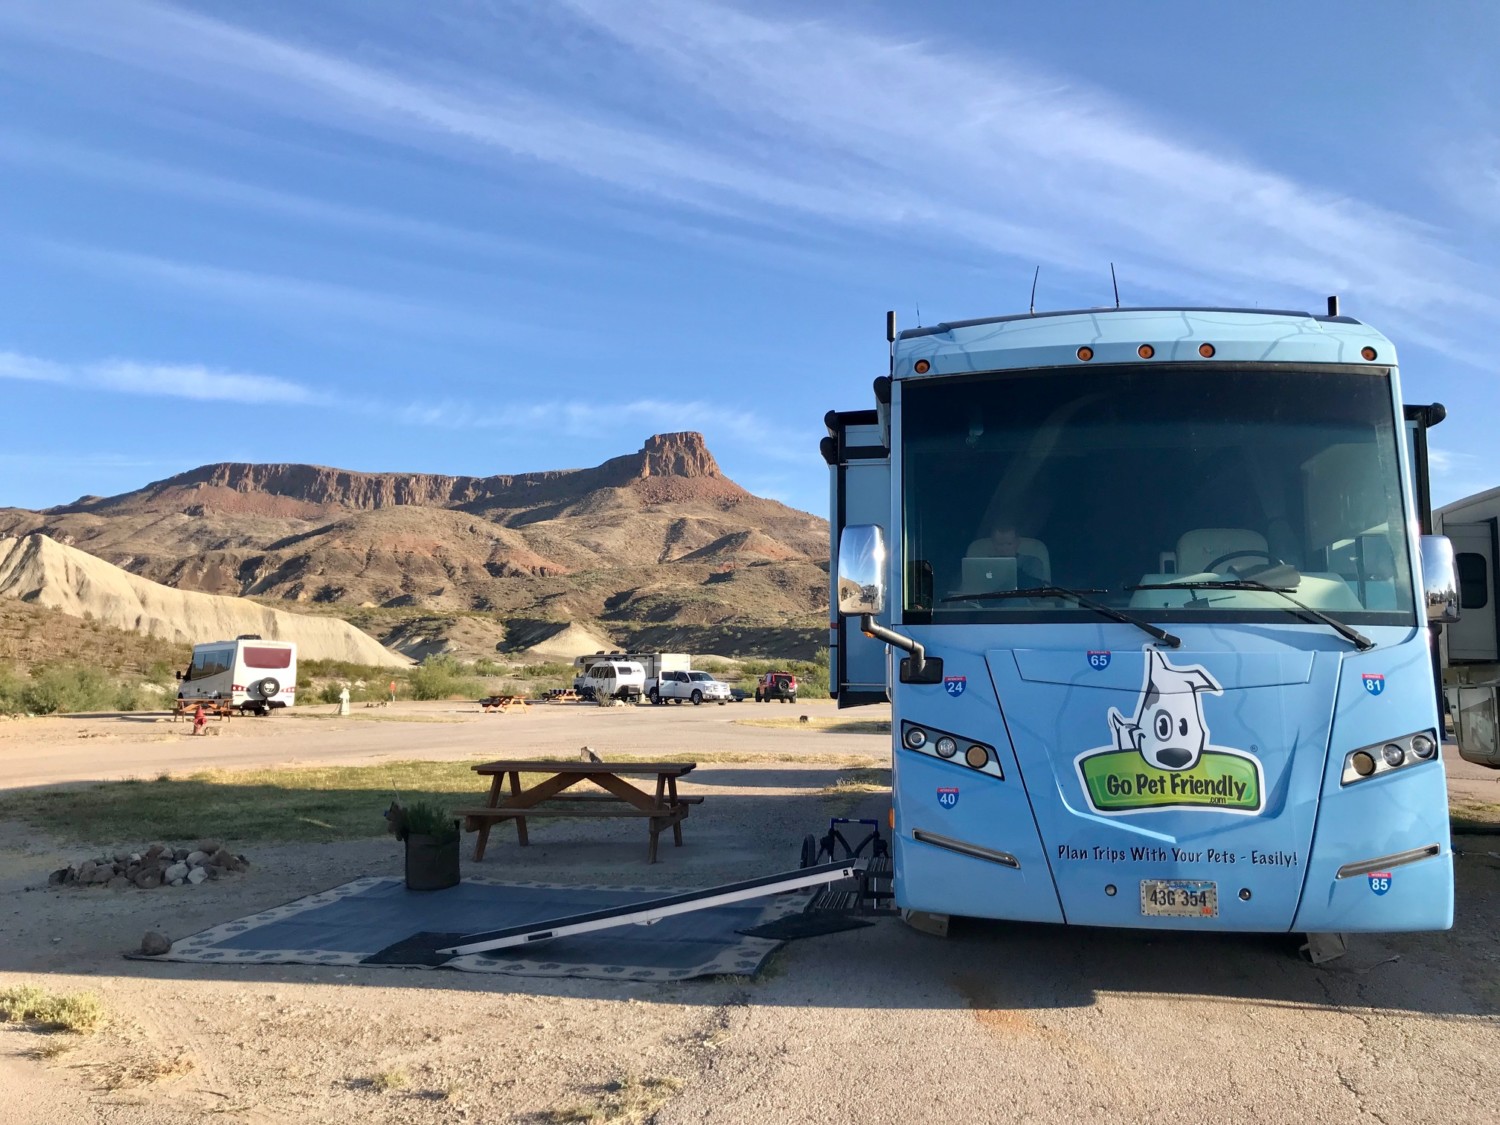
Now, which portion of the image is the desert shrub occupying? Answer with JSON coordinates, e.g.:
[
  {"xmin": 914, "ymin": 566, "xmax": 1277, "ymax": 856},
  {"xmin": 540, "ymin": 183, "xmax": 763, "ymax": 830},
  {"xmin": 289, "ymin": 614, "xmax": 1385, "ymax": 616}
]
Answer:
[
  {"xmin": 729, "ymin": 650, "xmax": 830, "ymax": 697},
  {"xmin": 0, "ymin": 665, "xmax": 25, "ymax": 714},
  {"xmin": 300, "ymin": 659, "xmax": 402, "ymax": 682},
  {"xmin": 112, "ymin": 683, "xmax": 160, "ymax": 712},
  {"xmin": 144, "ymin": 660, "xmax": 177, "ymax": 687},
  {"xmin": 0, "ymin": 985, "xmax": 104, "ymax": 1033},
  {"xmin": 318, "ymin": 682, "xmax": 345, "ymax": 705},
  {"xmin": 408, "ymin": 656, "xmax": 483, "ymax": 701},
  {"xmin": 513, "ymin": 661, "xmax": 573, "ymax": 679},
  {"xmin": 21, "ymin": 664, "xmax": 120, "ymax": 715}
]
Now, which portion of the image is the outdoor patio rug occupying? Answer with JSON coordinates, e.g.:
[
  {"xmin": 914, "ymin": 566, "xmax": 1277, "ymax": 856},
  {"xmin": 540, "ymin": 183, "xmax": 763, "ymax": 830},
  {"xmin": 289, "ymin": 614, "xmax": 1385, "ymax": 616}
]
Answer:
[{"xmin": 132, "ymin": 876, "xmax": 809, "ymax": 981}]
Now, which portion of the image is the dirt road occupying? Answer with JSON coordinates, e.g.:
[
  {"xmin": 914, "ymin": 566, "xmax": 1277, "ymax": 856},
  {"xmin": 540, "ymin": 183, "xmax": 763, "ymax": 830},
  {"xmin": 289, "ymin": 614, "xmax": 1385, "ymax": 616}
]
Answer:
[
  {"xmin": 0, "ymin": 698, "xmax": 883, "ymax": 788},
  {"xmin": 0, "ymin": 706, "xmax": 1495, "ymax": 1124}
]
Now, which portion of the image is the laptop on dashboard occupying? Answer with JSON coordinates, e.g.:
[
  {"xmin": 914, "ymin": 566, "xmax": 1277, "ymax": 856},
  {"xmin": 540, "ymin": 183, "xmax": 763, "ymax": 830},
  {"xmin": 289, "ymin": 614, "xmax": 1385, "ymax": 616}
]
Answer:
[{"xmin": 960, "ymin": 556, "xmax": 1018, "ymax": 594}]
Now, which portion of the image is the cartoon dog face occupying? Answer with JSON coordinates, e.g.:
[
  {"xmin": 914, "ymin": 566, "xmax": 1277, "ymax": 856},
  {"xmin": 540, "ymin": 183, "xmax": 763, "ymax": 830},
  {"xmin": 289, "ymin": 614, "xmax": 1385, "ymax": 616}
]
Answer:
[{"xmin": 1108, "ymin": 649, "xmax": 1223, "ymax": 771}]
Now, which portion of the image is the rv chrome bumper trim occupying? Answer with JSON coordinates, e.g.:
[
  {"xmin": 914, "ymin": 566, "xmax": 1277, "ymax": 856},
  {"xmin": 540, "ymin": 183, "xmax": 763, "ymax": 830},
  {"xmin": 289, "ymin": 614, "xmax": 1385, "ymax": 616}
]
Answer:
[
  {"xmin": 912, "ymin": 830, "xmax": 1020, "ymax": 869},
  {"xmin": 1335, "ymin": 844, "xmax": 1442, "ymax": 880}
]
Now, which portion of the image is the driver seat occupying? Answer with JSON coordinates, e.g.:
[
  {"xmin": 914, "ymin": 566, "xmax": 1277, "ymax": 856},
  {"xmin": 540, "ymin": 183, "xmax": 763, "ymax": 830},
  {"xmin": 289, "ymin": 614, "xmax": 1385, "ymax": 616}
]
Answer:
[{"xmin": 1175, "ymin": 528, "xmax": 1268, "ymax": 576}]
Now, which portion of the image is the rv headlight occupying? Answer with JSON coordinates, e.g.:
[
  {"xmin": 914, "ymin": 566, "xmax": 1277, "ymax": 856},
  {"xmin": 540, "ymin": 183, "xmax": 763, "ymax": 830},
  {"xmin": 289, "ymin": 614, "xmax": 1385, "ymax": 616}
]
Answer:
[
  {"xmin": 934, "ymin": 736, "xmax": 957, "ymax": 758},
  {"xmin": 1341, "ymin": 730, "xmax": 1440, "ymax": 785},
  {"xmin": 904, "ymin": 726, "xmax": 928, "ymax": 750}
]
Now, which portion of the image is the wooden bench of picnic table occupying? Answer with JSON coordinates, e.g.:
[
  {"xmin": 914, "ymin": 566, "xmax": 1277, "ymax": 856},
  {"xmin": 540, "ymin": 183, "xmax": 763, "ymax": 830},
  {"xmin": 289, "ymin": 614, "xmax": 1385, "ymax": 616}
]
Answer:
[
  {"xmin": 459, "ymin": 760, "xmax": 701, "ymax": 863},
  {"xmin": 545, "ymin": 689, "xmax": 582, "ymax": 703},
  {"xmin": 478, "ymin": 694, "xmax": 530, "ymax": 713},
  {"xmin": 172, "ymin": 697, "xmax": 234, "ymax": 722}
]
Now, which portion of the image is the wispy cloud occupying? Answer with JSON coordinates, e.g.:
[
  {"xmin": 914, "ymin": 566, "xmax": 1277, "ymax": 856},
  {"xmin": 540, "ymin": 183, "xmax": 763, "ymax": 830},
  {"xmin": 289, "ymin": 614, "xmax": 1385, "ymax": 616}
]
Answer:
[
  {"xmin": 0, "ymin": 349, "xmax": 321, "ymax": 404},
  {"xmin": 4, "ymin": 0, "xmax": 1495, "ymax": 359},
  {"xmin": 0, "ymin": 347, "xmax": 803, "ymax": 465},
  {"xmin": 41, "ymin": 242, "xmax": 505, "ymax": 339},
  {"xmin": 0, "ymin": 131, "xmax": 580, "ymax": 267},
  {"xmin": 0, "ymin": 353, "xmax": 67, "ymax": 382},
  {"xmin": 391, "ymin": 395, "xmax": 807, "ymax": 461}
]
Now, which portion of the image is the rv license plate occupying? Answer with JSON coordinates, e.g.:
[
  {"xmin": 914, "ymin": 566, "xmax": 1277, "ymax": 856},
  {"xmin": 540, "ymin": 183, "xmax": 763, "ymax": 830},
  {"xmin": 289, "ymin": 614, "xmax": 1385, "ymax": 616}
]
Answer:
[{"xmin": 1139, "ymin": 880, "xmax": 1218, "ymax": 918}]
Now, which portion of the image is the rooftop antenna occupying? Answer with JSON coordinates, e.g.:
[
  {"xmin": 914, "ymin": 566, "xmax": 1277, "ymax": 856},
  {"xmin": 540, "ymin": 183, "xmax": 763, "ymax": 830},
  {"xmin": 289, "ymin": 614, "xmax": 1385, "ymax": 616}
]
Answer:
[
  {"xmin": 915, "ymin": 300, "xmax": 922, "ymax": 326},
  {"xmin": 1028, "ymin": 266, "xmax": 1040, "ymax": 315},
  {"xmin": 1110, "ymin": 262, "xmax": 1121, "ymax": 309}
]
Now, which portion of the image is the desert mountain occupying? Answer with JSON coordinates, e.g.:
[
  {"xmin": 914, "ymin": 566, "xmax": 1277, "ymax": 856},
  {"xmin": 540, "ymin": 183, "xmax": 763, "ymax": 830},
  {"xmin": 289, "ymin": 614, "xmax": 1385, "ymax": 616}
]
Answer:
[
  {"xmin": 0, "ymin": 533, "xmax": 409, "ymax": 666},
  {"xmin": 0, "ymin": 434, "xmax": 830, "ymax": 658}
]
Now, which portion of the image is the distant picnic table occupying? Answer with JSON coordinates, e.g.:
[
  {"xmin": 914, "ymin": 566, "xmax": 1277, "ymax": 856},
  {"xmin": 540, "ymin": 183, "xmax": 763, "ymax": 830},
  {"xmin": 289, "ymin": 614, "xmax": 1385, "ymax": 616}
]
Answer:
[
  {"xmin": 172, "ymin": 697, "xmax": 233, "ymax": 722},
  {"xmin": 456, "ymin": 760, "xmax": 701, "ymax": 864},
  {"xmin": 478, "ymin": 694, "xmax": 530, "ymax": 714}
]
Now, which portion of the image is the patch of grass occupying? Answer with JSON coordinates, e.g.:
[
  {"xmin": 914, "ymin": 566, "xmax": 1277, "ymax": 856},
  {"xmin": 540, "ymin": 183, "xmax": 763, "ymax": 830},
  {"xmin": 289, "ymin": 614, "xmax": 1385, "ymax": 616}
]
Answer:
[
  {"xmin": 733, "ymin": 716, "xmax": 890, "ymax": 734},
  {"xmin": 0, "ymin": 985, "xmax": 104, "ymax": 1033},
  {"xmin": 541, "ymin": 1075, "xmax": 684, "ymax": 1124},
  {"xmin": 0, "ymin": 754, "xmax": 886, "ymax": 844},
  {"xmin": 370, "ymin": 1067, "xmax": 410, "ymax": 1092},
  {"xmin": 26, "ymin": 1037, "xmax": 81, "ymax": 1061},
  {"xmin": 819, "ymin": 768, "xmax": 891, "ymax": 798},
  {"xmin": 1452, "ymin": 801, "xmax": 1500, "ymax": 834},
  {"xmin": 599, "ymin": 751, "xmax": 879, "ymax": 767},
  {"xmin": 0, "ymin": 760, "xmax": 508, "ymax": 844},
  {"xmin": 818, "ymin": 768, "xmax": 891, "ymax": 815}
]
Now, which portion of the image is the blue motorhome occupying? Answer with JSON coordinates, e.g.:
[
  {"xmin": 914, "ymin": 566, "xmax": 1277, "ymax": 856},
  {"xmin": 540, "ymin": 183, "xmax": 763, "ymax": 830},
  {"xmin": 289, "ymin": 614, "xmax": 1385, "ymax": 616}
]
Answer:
[{"xmin": 824, "ymin": 304, "xmax": 1461, "ymax": 948}]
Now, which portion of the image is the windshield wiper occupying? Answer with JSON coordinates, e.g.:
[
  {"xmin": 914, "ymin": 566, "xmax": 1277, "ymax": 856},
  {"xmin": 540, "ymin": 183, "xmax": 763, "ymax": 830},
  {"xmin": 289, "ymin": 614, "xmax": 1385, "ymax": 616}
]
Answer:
[
  {"xmin": 941, "ymin": 585, "xmax": 1181, "ymax": 648},
  {"xmin": 1128, "ymin": 580, "xmax": 1375, "ymax": 651}
]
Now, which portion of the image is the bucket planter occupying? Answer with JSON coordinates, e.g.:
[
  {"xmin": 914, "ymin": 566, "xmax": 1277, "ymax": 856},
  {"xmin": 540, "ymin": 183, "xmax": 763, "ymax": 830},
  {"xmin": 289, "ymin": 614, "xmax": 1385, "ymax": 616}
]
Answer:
[
  {"xmin": 404, "ymin": 831, "xmax": 460, "ymax": 891},
  {"xmin": 386, "ymin": 800, "xmax": 461, "ymax": 892}
]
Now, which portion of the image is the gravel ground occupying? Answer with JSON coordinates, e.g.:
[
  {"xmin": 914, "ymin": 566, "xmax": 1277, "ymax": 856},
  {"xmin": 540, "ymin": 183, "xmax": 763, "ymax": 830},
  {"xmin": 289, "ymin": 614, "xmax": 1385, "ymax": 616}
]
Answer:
[{"xmin": 0, "ymin": 705, "xmax": 1496, "ymax": 1124}]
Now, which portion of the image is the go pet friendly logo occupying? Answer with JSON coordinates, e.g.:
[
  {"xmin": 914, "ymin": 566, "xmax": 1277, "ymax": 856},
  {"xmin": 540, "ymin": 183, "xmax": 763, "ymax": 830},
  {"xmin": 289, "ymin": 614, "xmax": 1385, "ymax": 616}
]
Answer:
[{"xmin": 1074, "ymin": 649, "xmax": 1264, "ymax": 816}]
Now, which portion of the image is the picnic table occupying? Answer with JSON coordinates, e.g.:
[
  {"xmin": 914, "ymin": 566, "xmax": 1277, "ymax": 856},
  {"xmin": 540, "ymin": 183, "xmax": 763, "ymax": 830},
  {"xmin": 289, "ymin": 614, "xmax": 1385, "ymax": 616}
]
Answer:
[
  {"xmin": 478, "ymin": 694, "xmax": 530, "ymax": 714},
  {"xmin": 172, "ymin": 697, "xmax": 234, "ymax": 722},
  {"xmin": 456, "ymin": 760, "xmax": 701, "ymax": 864}
]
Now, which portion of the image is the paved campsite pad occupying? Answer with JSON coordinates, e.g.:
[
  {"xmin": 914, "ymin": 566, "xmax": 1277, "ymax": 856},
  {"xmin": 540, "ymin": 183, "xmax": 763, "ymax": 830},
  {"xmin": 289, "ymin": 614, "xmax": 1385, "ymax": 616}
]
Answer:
[{"xmin": 131, "ymin": 875, "xmax": 809, "ymax": 980}]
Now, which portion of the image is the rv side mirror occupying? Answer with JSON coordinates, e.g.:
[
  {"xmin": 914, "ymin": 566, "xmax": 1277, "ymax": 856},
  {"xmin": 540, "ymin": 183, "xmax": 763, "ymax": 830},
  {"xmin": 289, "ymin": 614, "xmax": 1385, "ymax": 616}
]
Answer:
[
  {"xmin": 837, "ymin": 525, "xmax": 887, "ymax": 616},
  {"xmin": 175, "ymin": 670, "xmax": 183, "ymax": 681},
  {"xmin": 1420, "ymin": 535, "xmax": 1460, "ymax": 624}
]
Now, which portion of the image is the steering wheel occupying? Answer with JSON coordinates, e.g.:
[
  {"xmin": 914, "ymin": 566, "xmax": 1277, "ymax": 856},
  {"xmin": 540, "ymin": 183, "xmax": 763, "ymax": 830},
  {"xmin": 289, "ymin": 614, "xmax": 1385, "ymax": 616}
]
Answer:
[{"xmin": 1203, "ymin": 549, "xmax": 1277, "ymax": 574}]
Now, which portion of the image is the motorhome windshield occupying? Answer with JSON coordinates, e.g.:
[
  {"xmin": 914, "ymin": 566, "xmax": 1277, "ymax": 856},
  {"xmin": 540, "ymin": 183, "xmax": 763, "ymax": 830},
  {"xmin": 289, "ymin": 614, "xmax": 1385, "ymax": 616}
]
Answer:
[{"xmin": 901, "ymin": 363, "xmax": 1415, "ymax": 625}]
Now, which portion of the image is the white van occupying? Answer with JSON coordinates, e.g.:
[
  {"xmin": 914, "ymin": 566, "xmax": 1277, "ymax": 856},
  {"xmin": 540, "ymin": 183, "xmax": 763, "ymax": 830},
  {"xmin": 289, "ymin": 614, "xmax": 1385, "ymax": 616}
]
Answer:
[
  {"xmin": 177, "ymin": 636, "xmax": 297, "ymax": 715},
  {"xmin": 580, "ymin": 660, "xmax": 646, "ymax": 704}
]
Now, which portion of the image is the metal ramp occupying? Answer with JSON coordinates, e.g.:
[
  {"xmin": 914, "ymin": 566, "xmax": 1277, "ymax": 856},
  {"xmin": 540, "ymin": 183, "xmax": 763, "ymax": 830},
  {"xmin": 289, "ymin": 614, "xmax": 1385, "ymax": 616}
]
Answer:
[{"xmin": 437, "ymin": 861, "xmax": 861, "ymax": 957}]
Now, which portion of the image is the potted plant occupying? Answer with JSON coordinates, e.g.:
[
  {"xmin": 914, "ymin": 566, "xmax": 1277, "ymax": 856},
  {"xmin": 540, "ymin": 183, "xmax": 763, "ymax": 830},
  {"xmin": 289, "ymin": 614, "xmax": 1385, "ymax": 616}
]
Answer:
[{"xmin": 385, "ymin": 800, "xmax": 461, "ymax": 891}]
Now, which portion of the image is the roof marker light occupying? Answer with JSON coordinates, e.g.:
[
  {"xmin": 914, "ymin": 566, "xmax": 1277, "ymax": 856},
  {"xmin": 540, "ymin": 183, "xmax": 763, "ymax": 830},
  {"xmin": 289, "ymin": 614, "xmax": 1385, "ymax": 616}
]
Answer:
[
  {"xmin": 1076, "ymin": 346, "xmax": 1094, "ymax": 361},
  {"xmin": 1198, "ymin": 343, "xmax": 1215, "ymax": 358},
  {"xmin": 914, "ymin": 359, "xmax": 931, "ymax": 374},
  {"xmin": 1361, "ymin": 346, "xmax": 1378, "ymax": 361},
  {"xmin": 1137, "ymin": 344, "xmax": 1155, "ymax": 359}
]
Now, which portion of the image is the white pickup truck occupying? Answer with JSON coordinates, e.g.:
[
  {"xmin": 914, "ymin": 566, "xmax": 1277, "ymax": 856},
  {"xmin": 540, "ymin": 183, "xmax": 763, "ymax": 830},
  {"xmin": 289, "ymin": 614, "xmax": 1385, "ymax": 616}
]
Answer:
[{"xmin": 649, "ymin": 669, "xmax": 732, "ymax": 706}]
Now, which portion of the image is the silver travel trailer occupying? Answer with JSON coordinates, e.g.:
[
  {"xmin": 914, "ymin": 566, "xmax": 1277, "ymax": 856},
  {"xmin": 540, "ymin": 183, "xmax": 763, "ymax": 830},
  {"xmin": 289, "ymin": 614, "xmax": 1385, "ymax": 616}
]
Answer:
[
  {"xmin": 1436, "ymin": 487, "xmax": 1500, "ymax": 766},
  {"xmin": 178, "ymin": 636, "xmax": 297, "ymax": 715}
]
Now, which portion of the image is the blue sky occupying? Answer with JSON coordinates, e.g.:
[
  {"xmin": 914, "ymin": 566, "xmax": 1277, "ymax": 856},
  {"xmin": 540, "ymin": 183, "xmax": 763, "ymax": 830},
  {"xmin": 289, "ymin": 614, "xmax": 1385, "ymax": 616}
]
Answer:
[{"xmin": 1, "ymin": 0, "xmax": 1497, "ymax": 516}]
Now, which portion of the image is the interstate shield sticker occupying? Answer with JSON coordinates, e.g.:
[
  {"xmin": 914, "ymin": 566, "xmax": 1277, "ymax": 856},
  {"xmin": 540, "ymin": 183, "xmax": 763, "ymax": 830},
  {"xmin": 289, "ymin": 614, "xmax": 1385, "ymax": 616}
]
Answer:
[
  {"xmin": 943, "ymin": 676, "xmax": 966, "ymax": 697},
  {"xmin": 1074, "ymin": 649, "xmax": 1264, "ymax": 816},
  {"xmin": 936, "ymin": 787, "xmax": 959, "ymax": 809},
  {"xmin": 1362, "ymin": 673, "xmax": 1385, "ymax": 696}
]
